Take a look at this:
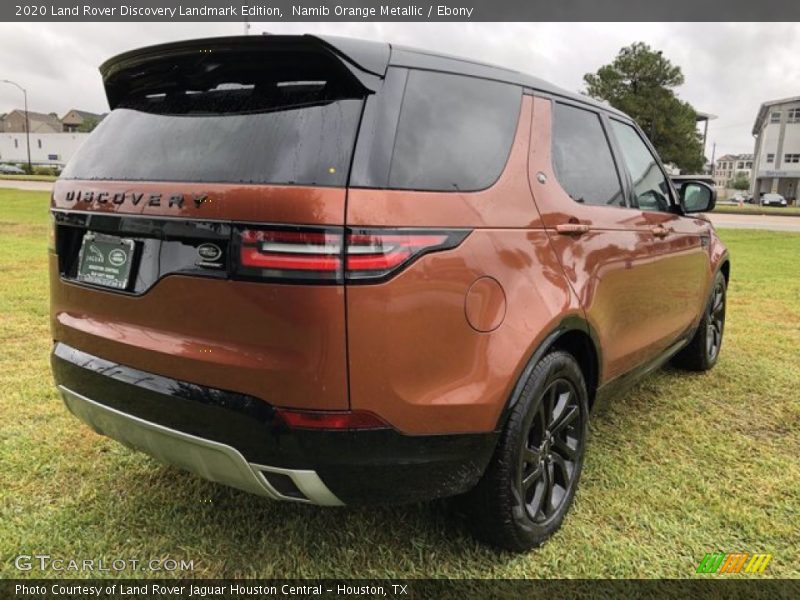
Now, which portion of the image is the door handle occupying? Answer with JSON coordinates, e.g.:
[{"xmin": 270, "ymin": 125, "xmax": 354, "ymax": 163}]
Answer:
[
  {"xmin": 650, "ymin": 225, "xmax": 671, "ymax": 238},
  {"xmin": 555, "ymin": 223, "xmax": 590, "ymax": 235}
]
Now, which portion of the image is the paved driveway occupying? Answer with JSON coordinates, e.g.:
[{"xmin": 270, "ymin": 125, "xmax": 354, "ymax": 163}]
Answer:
[
  {"xmin": 0, "ymin": 179, "xmax": 53, "ymax": 192},
  {"xmin": 706, "ymin": 212, "xmax": 800, "ymax": 233}
]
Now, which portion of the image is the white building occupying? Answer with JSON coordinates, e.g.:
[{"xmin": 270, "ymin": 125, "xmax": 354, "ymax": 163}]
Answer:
[
  {"xmin": 0, "ymin": 132, "xmax": 89, "ymax": 167},
  {"xmin": 713, "ymin": 154, "xmax": 753, "ymax": 188},
  {"xmin": 752, "ymin": 96, "xmax": 800, "ymax": 203}
]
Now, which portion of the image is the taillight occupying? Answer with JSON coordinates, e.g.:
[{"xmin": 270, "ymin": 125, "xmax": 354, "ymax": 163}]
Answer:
[
  {"xmin": 235, "ymin": 226, "xmax": 468, "ymax": 284},
  {"xmin": 48, "ymin": 212, "xmax": 56, "ymax": 252},
  {"xmin": 345, "ymin": 230, "xmax": 462, "ymax": 281},
  {"xmin": 237, "ymin": 227, "xmax": 344, "ymax": 282}
]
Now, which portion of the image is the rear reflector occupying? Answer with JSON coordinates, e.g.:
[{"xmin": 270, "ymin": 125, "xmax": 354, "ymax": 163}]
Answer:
[
  {"xmin": 236, "ymin": 226, "xmax": 468, "ymax": 284},
  {"xmin": 275, "ymin": 409, "xmax": 390, "ymax": 430}
]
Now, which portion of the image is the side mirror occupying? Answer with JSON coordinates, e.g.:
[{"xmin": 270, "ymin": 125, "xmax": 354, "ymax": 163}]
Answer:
[{"xmin": 679, "ymin": 181, "xmax": 716, "ymax": 213}]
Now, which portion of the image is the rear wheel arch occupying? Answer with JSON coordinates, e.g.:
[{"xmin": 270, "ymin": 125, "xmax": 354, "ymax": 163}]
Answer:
[
  {"xmin": 719, "ymin": 259, "xmax": 730, "ymax": 285},
  {"xmin": 498, "ymin": 318, "xmax": 601, "ymax": 429},
  {"xmin": 550, "ymin": 329, "xmax": 599, "ymax": 409}
]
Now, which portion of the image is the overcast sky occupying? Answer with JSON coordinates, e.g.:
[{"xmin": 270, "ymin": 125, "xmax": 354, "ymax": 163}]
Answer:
[{"xmin": 2, "ymin": 21, "xmax": 799, "ymax": 160}]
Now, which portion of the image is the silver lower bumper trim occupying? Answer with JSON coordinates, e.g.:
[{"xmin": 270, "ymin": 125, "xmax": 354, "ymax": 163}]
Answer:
[{"xmin": 58, "ymin": 385, "xmax": 343, "ymax": 506}]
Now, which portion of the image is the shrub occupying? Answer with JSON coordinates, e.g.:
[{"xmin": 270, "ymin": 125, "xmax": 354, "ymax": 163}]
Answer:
[{"xmin": 32, "ymin": 166, "xmax": 59, "ymax": 176}]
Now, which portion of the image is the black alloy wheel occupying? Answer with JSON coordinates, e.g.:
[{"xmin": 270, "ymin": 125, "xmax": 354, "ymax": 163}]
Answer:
[
  {"xmin": 518, "ymin": 378, "xmax": 583, "ymax": 525},
  {"xmin": 706, "ymin": 278, "xmax": 726, "ymax": 362},
  {"xmin": 458, "ymin": 350, "xmax": 589, "ymax": 551}
]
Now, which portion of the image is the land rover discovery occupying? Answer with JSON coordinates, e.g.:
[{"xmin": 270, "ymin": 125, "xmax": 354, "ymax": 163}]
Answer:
[{"xmin": 50, "ymin": 34, "xmax": 729, "ymax": 551}]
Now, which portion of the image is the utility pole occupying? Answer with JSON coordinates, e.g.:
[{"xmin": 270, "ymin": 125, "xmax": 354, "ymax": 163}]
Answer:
[{"xmin": 1, "ymin": 79, "xmax": 32, "ymax": 172}]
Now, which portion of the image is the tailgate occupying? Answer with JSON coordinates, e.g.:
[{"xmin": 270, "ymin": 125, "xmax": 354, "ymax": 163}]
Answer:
[
  {"xmin": 51, "ymin": 181, "xmax": 350, "ymax": 410},
  {"xmin": 49, "ymin": 35, "xmax": 386, "ymax": 411}
]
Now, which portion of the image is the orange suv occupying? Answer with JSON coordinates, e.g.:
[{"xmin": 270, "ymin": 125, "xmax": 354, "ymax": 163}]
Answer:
[{"xmin": 50, "ymin": 35, "xmax": 729, "ymax": 551}]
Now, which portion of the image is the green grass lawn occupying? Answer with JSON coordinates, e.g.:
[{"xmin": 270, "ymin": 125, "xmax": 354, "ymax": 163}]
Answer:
[
  {"xmin": 0, "ymin": 174, "xmax": 58, "ymax": 182},
  {"xmin": 1, "ymin": 189, "xmax": 798, "ymax": 579}
]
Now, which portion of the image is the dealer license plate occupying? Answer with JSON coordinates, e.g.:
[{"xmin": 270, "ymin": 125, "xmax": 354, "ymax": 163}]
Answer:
[{"xmin": 76, "ymin": 234, "xmax": 136, "ymax": 290}]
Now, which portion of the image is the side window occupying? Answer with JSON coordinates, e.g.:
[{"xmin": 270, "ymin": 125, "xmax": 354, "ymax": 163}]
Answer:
[
  {"xmin": 552, "ymin": 103, "xmax": 625, "ymax": 207},
  {"xmin": 610, "ymin": 120, "xmax": 673, "ymax": 212},
  {"xmin": 388, "ymin": 71, "xmax": 521, "ymax": 191}
]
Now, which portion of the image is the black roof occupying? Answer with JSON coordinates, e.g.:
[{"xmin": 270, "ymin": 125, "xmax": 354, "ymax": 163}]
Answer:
[
  {"xmin": 386, "ymin": 41, "xmax": 627, "ymax": 118},
  {"xmin": 100, "ymin": 34, "xmax": 628, "ymax": 119}
]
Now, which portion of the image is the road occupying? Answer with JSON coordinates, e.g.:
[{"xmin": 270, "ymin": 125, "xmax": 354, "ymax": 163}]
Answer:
[
  {"xmin": 0, "ymin": 179, "xmax": 53, "ymax": 192},
  {"xmin": 705, "ymin": 212, "xmax": 800, "ymax": 233},
  {"xmin": 2, "ymin": 179, "xmax": 800, "ymax": 233}
]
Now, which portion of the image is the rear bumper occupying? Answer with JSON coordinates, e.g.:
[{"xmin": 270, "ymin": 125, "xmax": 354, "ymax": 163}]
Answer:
[
  {"xmin": 52, "ymin": 343, "xmax": 497, "ymax": 505},
  {"xmin": 59, "ymin": 385, "xmax": 343, "ymax": 505}
]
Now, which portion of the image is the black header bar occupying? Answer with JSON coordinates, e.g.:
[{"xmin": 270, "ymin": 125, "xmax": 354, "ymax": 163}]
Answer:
[
  {"xmin": 4, "ymin": 0, "xmax": 800, "ymax": 22},
  {"xmin": 3, "ymin": 579, "xmax": 800, "ymax": 599}
]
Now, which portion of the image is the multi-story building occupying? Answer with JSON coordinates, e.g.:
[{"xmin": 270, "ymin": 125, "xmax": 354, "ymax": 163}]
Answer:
[
  {"xmin": 752, "ymin": 96, "xmax": 800, "ymax": 203},
  {"xmin": 1, "ymin": 108, "xmax": 106, "ymax": 134},
  {"xmin": 60, "ymin": 109, "xmax": 105, "ymax": 132},
  {"xmin": 713, "ymin": 154, "xmax": 753, "ymax": 188},
  {"xmin": 0, "ymin": 106, "xmax": 105, "ymax": 167},
  {"xmin": 0, "ymin": 109, "xmax": 62, "ymax": 133}
]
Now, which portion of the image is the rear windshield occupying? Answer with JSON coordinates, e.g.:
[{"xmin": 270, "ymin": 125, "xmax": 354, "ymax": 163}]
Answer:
[{"xmin": 62, "ymin": 81, "xmax": 364, "ymax": 186}]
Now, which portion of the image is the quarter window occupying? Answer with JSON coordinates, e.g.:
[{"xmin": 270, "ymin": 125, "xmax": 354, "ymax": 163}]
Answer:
[
  {"xmin": 609, "ymin": 120, "xmax": 672, "ymax": 212},
  {"xmin": 551, "ymin": 103, "xmax": 624, "ymax": 207},
  {"xmin": 388, "ymin": 71, "xmax": 521, "ymax": 191},
  {"xmin": 770, "ymin": 112, "xmax": 781, "ymax": 124},
  {"xmin": 767, "ymin": 153, "xmax": 775, "ymax": 163}
]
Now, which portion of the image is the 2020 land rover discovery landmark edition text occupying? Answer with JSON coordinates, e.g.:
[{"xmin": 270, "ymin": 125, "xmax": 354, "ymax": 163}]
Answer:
[{"xmin": 50, "ymin": 35, "xmax": 729, "ymax": 551}]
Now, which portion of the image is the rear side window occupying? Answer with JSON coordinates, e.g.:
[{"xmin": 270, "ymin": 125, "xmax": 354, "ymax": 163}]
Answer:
[
  {"xmin": 552, "ymin": 103, "xmax": 624, "ymax": 207},
  {"xmin": 388, "ymin": 71, "xmax": 521, "ymax": 191}
]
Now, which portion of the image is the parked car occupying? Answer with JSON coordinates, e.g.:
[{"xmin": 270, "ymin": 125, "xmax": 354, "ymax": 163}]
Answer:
[
  {"xmin": 49, "ymin": 35, "xmax": 730, "ymax": 551},
  {"xmin": 761, "ymin": 193, "xmax": 787, "ymax": 207},
  {"xmin": 0, "ymin": 163, "xmax": 25, "ymax": 174},
  {"xmin": 730, "ymin": 192, "xmax": 747, "ymax": 204}
]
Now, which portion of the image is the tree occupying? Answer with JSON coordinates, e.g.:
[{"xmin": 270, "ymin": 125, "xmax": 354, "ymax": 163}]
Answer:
[
  {"xmin": 732, "ymin": 175, "xmax": 750, "ymax": 190},
  {"xmin": 77, "ymin": 117, "xmax": 99, "ymax": 132},
  {"xmin": 583, "ymin": 42, "xmax": 705, "ymax": 173}
]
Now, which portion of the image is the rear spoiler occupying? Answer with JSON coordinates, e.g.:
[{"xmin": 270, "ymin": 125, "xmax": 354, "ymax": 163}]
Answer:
[{"xmin": 100, "ymin": 34, "xmax": 390, "ymax": 109}]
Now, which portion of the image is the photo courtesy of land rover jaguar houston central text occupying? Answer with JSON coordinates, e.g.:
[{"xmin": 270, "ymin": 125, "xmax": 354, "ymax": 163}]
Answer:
[{"xmin": 49, "ymin": 34, "xmax": 729, "ymax": 551}]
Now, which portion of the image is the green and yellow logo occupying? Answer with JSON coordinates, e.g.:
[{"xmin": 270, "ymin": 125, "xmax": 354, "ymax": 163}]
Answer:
[{"xmin": 696, "ymin": 552, "xmax": 772, "ymax": 574}]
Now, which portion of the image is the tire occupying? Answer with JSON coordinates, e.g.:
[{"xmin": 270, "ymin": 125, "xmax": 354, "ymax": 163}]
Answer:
[
  {"xmin": 672, "ymin": 270, "xmax": 727, "ymax": 372},
  {"xmin": 458, "ymin": 350, "xmax": 589, "ymax": 551}
]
